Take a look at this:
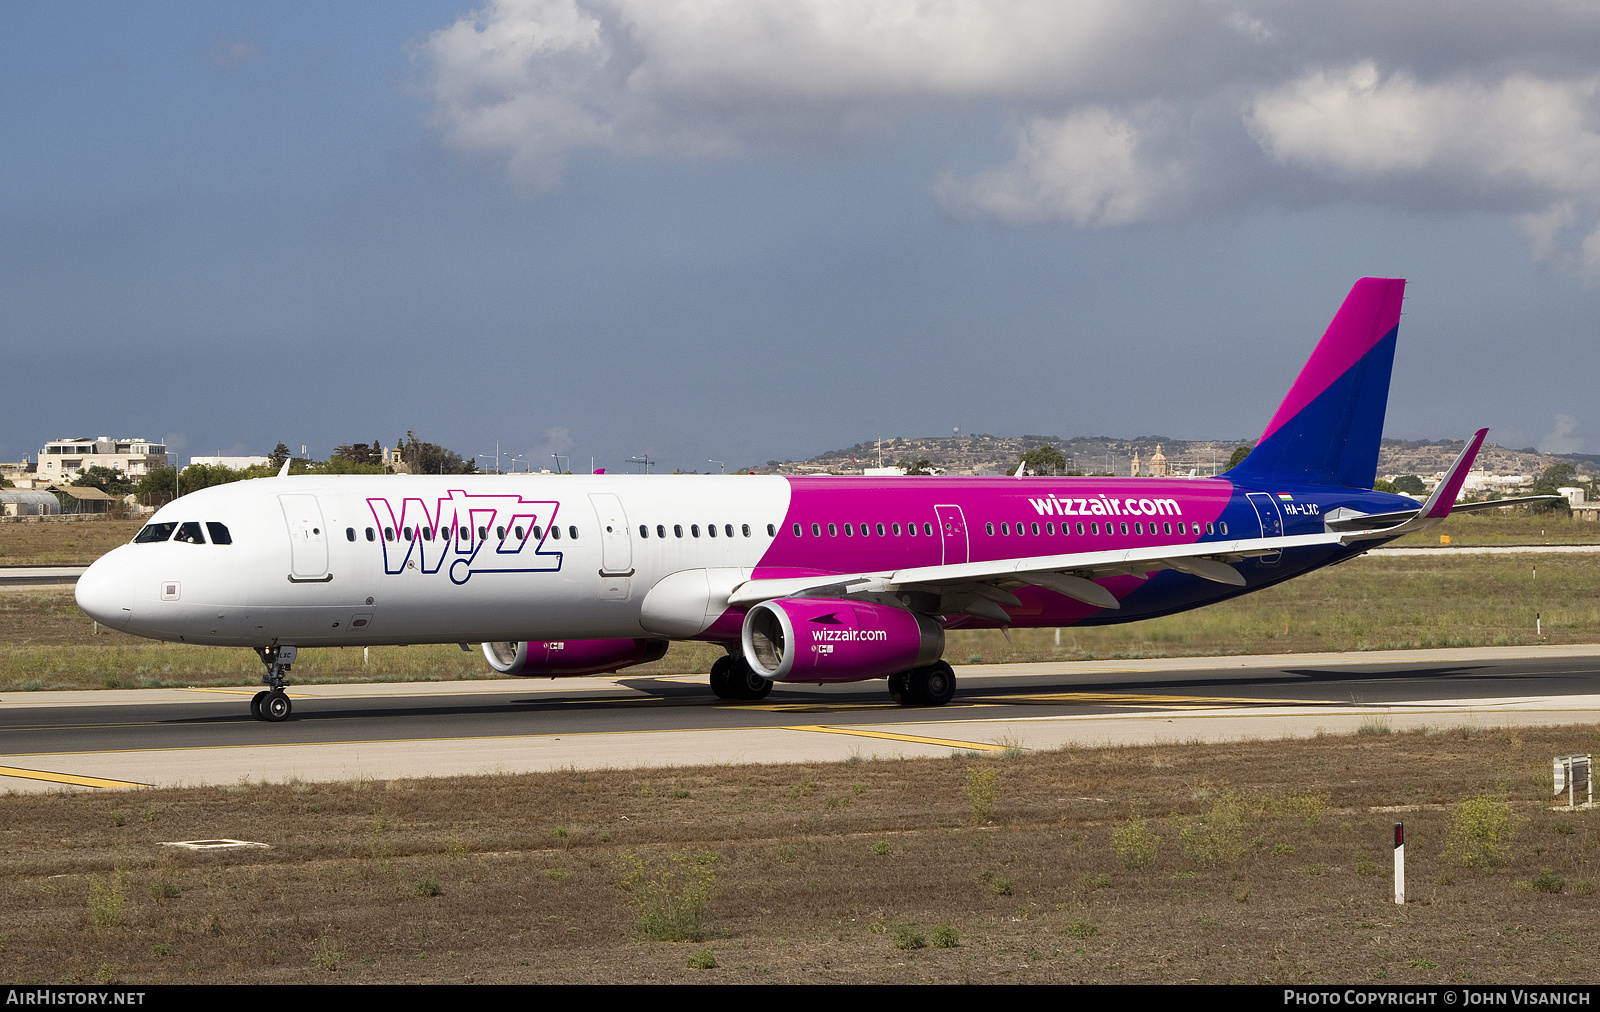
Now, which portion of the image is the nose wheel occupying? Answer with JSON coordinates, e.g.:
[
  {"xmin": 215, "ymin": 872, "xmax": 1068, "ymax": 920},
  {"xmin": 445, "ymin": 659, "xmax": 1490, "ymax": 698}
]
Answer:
[
  {"xmin": 250, "ymin": 689, "xmax": 292, "ymax": 722},
  {"xmin": 251, "ymin": 645, "xmax": 298, "ymax": 722}
]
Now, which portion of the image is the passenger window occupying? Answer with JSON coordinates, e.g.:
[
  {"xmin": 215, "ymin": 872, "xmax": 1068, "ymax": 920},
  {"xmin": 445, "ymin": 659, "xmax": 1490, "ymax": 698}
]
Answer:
[
  {"xmin": 726, "ymin": 524, "xmax": 734, "ymax": 538},
  {"xmin": 1031, "ymin": 522, "xmax": 1040, "ymax": 536},
  {"xmin": 1220, "ymin": 521, "xmax": 1229, "ymax": 535},
  {"xmin": 459, "ymin": 526, "xmax": 469, "ymax": 540},
  {"xmin": 1089, "ymin": 522, "xmax": 1098, "ymax": 535},
  {"xmin": 496, "ymin": 526, "xmax": 505, "ymax": 539},
  {"xmin": 908, "ymin": 523, "xmax": 917, "ymax": 537},
  {"xmin": 766, "ymin": 524, "xmax": 775, "ymax": 536},
  {"xmin": 792, "ymin": 523, "xmax": 801, "ymax": 537},
  {"xmin": 892, "ymin": 523, "xmax": 901, "ymax": 536},
  {"xmin": 843, "ymin": 524, "xmax": 852, "ymax": 537},
  {"xmin": 531, "ymin": 526, "xmax": 542, "ymax": 539},
  {"xmin": 551, "ymin": 526, "xmax": 562, "ymax": 540},
  {"xmin": 1075, "ymin": 522, "xmax": 1084, "ymax": 535},
  {"xmin": 568, "ymin": 526, "xmax": 577, "ymax": 539},
  {"xmin": 515, "ymin": 526, "xmax": 525, "ymax": 540},
  {"xmin": 1045, "ymin": 522, "xmax": 1054, "ymax": 535},
  {"xmin": 922, "ymin": 523, "xmax": 933, "ymax": 536},
  {"xmin": 1134, "ymin": 523, "xmax": 1142, "ymax": 535},
  {"xmin": 134, "ymin": 522, "xmax": 178, "ymax": 544},
  {"xmin": 986, "ymin": 523, "xmax": 995, "ymax": 536},
  {"xmin": 639, "ymin": 525, "xmax": 649, "ymax": 538},
  {"xmin": 1163, "ymin": 522, "xmax": 1172, "ymax": 535},
  {"xmin": 478, "ymin": 526, "xmax": 488, "ymax": 540},
  {"xmin": 1000, "ymin": 523, "xmax": 1009, "ymax": 535},
  {"xmin": 206, "ymin": 522, "xmax": 233, "ymax": 545},
  {"xmin": 1119, "ymin": 523, "xmax": 1128, "ymax": 535},
  {"xmin": 658, "ymin": 525, "xmax": 666, "ymax": 538},
  {"xmin": 875, "ymin": 523, "xmax": 884, "ymax": 536},
  {"xmin": 810, "ymin": 523, "xmax": 820, "ymax": 536},
  {"xmin": 422, "ymin": 528, "xmax": 434, "ymax": 542},
  {"xmin": 691, "ymin": 525, "xmax": 700, "ymax": 538},
  {"xmin": 674, "ymin": 525, "xmax": 684, "ymax": 538},
  {"xmin": 365, "ymin": 527, "xmax": 376, "ymax": 542},
  {"xmin": 828, "ymin": 523, "xmax": 837, "ymax": 536},
  {"xmin": 404, "ymin": 526, "xmax": 414, "ymax": 541},
  {"xmin": 385, "ymin": 527, "xmax": 395, "ymax": 541},
  {"xmin": 743, "ymin": 524, "xmax": 751, "ymax": 537},
  {"xmin": 708, "ymin": 524, "xmax": 718, "ymax": 538},
  {"xmin": 346, "ymin": 528, "xmax": 356, "ymax": 542}
]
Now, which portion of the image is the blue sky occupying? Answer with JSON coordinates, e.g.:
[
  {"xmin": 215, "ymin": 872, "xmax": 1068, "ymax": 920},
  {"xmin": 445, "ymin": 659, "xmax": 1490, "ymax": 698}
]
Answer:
[{"xmin": 6, "ymin": 2, "xmax": 1600, "ymax": 472}]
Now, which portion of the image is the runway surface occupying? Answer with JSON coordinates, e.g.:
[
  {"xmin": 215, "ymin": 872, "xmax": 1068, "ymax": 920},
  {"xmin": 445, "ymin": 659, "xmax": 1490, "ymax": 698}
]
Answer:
[{"xmin": 4, "ymin": 644, "xmax": 1600, "ymax": 792}]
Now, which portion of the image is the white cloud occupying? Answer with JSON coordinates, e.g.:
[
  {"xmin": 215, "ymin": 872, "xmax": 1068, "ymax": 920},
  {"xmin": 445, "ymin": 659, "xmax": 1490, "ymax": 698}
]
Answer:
[
  {"xmin": 1539, "ymin": 413, "xmax": 1586, "ymax": 455},
  {"xmin": 935, "ymin": 107, "xmax": 1187, "ymax": 227},
  {"xmin": 417, "ymin": 1, "xmax": 1600, "ymax": 266},
  {"xmin": 1248, "ymin": 64, "xmax": 1600, "ymax": 272}
]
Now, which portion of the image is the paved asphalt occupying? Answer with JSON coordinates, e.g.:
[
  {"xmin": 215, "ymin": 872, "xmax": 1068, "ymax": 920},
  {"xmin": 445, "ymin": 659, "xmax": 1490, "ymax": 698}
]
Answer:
[{"xmin": 6, "ymin": 649, "xmax": 1600, "ymax": 758}]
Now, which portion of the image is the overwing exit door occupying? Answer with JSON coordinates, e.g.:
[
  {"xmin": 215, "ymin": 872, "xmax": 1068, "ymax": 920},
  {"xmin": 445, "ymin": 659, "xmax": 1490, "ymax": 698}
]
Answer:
[{"xmin": 935, "ymin": 505, "xmax": 969, "ymax": 565}]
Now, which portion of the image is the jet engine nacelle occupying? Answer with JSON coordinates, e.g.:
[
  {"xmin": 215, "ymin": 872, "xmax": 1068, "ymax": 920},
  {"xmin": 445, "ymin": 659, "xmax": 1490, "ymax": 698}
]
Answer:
[
  {"xmin": 482, "ymin": 638, "xmax": 669, "ymax": 677},
  {"xmin": 741, "ymin": 598, "xmax": 944, "ymax": 683}
]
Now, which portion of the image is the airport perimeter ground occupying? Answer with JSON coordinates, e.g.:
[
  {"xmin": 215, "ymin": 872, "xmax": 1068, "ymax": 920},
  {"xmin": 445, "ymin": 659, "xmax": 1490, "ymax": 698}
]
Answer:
[
  {"xmin": 1, "ymin": 514, "xmax": 1598, "ymax": 984},
  {"xmin": 1, "ymin": 721, "xmax": 1597, "ymax": 985}
]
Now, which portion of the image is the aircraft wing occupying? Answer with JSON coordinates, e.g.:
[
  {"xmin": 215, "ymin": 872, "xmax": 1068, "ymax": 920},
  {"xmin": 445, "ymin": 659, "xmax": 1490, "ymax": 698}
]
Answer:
[
  {"xmin": 729, "ymin": 528, "xmax": 1372, "ymax": 619},
  {"xmin": 730, "ymin": 429, "xmax": 1497, "ymax": 621}
]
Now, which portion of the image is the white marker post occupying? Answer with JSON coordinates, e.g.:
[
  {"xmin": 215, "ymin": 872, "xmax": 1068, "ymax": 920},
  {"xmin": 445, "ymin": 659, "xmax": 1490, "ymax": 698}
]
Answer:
[{"xmin": 1393, "ymin": 822, "xmax": 1405, "ymax": 905}]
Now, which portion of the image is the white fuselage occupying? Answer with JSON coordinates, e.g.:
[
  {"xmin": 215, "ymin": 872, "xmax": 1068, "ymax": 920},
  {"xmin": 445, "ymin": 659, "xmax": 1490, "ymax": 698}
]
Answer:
[{"xmin": 77, "ymin": 474, "xmax": 790, "ymax": 647}]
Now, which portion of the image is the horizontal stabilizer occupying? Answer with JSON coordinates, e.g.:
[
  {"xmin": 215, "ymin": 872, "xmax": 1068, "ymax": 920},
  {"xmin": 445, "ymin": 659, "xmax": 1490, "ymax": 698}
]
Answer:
[{"xmin": 1325, "ymin": 493, "xmax": 1563, "ymax": 532}]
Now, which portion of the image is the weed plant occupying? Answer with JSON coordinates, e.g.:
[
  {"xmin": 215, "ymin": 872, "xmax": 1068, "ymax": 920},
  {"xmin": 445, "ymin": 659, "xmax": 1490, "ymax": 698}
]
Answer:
[
  {"xmin": 617, "ymin": 850, "xmax": 718, "ymax": 942},
  {"xmin": 1110, "ymin": 817, "xmax": 1161, "ymax": 870},
  {"xmin": 1444, "ymin": 797, "xmax": 1519, "ymax": 870},
  {"xmin": 966, "ymin": 767, "xmax": 997, "ymax": 822}
]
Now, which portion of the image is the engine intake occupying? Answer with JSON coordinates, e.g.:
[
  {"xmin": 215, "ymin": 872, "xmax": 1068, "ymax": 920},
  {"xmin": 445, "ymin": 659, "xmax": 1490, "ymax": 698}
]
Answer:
[
  {"xmin": 741, "ymin": 598, "xmax": 944, "ymax": 683},
  {"xmin": 482, "ymin": 638, "xmax": 669, "ymax": 677}
]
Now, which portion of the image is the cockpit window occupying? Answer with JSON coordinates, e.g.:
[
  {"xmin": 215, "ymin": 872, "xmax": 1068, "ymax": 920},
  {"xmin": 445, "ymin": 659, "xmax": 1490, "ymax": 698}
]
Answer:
[
  {"xmin": 174, "ymin": 522, "xmax": 206, "ymax": 544},
  {"xmin": 206, "ymin": 522, "xmax": 232, "ymax": 545},
  {"xmin": 134, "ymin": 522, "xmax": 179, "ymax": 544}
]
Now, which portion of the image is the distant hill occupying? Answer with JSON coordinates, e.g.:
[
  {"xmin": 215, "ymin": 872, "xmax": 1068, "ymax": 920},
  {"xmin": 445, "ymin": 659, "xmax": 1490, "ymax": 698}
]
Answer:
[{"xmin": 760, "ymin": 435, "xmax": 1588, "ymax": 480}]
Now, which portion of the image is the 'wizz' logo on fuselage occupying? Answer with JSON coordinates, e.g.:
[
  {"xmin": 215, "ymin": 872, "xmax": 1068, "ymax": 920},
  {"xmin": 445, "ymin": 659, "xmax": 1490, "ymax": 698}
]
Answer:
[{"xmin": 366, "ymin": 491, "xmax": 563, "ymax": 585}]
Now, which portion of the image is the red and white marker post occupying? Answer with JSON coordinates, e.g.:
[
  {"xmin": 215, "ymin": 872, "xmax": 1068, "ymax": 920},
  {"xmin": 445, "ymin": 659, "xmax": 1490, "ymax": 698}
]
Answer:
[{"xmin": 1393, "ymin": 822, "xmax": 1405, "ymax": 905}]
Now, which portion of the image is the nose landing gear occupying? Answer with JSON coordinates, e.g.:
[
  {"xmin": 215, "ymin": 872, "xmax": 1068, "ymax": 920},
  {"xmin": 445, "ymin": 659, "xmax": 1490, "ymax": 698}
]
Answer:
[{"xmin": 251, "ymin": 645, "xmax": 296, "ymax": 722}]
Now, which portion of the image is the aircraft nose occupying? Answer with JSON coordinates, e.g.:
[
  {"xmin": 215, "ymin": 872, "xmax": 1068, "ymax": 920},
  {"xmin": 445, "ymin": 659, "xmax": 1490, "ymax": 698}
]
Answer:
[{"xmin": 76, "ymin": 551, "xmax": 135, "ymax": 630}]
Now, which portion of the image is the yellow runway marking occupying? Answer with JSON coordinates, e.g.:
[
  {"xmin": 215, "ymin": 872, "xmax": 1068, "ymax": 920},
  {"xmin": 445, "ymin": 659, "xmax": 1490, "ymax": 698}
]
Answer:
[
  {"xmin": 784, "ymin": 725, "xmax": 1016, "ymax": 752},
  {"xmin": 0, "ymin": 765, "xmax": 151, "ymax": 789},
  {"xmin": 182, "ymin": 688, "xmax": 312, "ymax": 698},
  {"xmin": 972, "ymin": 692, "xmax": 1307, "ymax": 707},
  {"xmin": 744, "ymin": 701, "xmax": 1002, "ymax": 713}
]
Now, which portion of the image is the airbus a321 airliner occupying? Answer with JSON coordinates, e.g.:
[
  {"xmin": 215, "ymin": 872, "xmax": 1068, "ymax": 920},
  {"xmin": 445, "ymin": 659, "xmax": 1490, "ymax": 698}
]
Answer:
[{"xmin": 76, "ymin": 278, "xmax": 1541, "ymax": 721}]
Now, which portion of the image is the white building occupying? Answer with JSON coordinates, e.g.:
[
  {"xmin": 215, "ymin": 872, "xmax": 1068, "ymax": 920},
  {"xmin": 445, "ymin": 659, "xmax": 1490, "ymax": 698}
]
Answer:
[
  {"xmin": 188, "ymin": 456, "xmax": 270, "ymax": 469},
  {"xmin": 37, "ymin": 437, "xmax": 168, "ymax": 482}
]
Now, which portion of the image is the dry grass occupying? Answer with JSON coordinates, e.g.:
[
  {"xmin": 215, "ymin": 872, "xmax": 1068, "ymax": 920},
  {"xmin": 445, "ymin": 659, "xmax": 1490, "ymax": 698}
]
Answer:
[
  {"xmin": 0, "ymin": 517, "xmax": 144, "ymax": 566},
  {"xmin": 1389, "ymin": 512, "xmax": 1600, "ymax": 547},
  {"xmin": 4, "ymin": 516, "xmax": 1599, "ymax": 690},
  {"xmin": 0, "ymin": 725, "xmax": 1596, "ymax": 983}
]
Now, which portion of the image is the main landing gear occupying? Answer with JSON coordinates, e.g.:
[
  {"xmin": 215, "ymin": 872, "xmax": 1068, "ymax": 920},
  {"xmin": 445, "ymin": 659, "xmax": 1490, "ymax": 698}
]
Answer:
[
  {"xmin": 708, "ymin": 655, "xmax": 773, "ymax": 701},
  {"xmin": 251, "ymin": 644, "xmax": 296, "ymax": 722},
  {"xmin": 888, "ymin": 660, "xmax": 957, "ymax": 707}
]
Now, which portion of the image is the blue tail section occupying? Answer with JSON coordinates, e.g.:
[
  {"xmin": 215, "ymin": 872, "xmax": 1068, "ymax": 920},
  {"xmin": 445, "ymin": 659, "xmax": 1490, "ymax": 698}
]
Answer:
[{"xmin": 1226, "ymin": 278, "xmax": 1405, "ymax": 489}]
